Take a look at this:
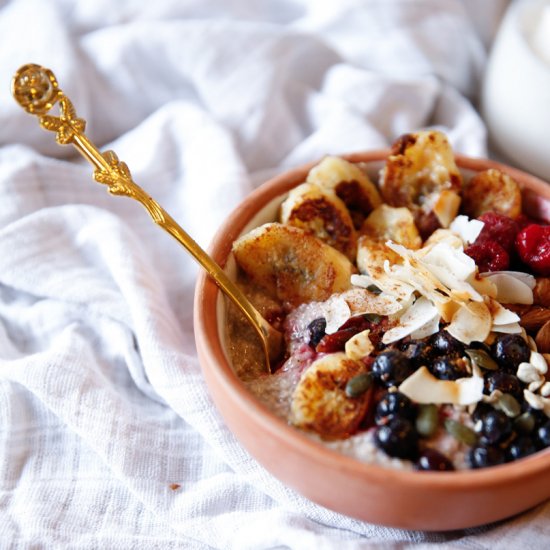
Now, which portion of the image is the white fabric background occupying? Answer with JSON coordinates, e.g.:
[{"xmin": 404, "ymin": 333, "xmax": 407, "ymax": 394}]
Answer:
[{"xmin": 0, "ymin": 0, "xmax": 548, "ymax": 548}]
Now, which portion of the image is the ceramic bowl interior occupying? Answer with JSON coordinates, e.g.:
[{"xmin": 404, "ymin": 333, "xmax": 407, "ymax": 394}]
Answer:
[{"xmin": 194, "ymin": 151, "xmax": 550, "ymax": 531}]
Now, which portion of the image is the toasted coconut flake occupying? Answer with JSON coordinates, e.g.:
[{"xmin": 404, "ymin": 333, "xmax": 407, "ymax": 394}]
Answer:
[
  {"xmin": 398, "ymin": 366, "xmax": 483, "ymax": 405},
  {"xmin": 446, "ymin": 301, "xmax": 492, "ymax": 345},
  {"xmin": 340, "ymin": 288, "xmax": 403, "ymax": 316},
  {"xmin": 345, "ymin": 330, "xmax": 374, "ymax": 360},
  {"xmin": 449, "ymin": 215, "xmax": 484, "ymax": 244},
  {"xmin": 541, "ymin": 382, "xmax": 550, "ymax": 397},
  {"xmin": 481, "ymin": 272, "xmax": 534, "ymax": 305},
  {"xmin": 410, "ymin": 313, "xmax": 441, "ymax": 340},
  {"xmin": 322, "ymin": 296, "xmax": 351, "ymax": 334},
  {"xmin": 350, "ymin": 274, "xmax": 376, "ymax": 288},
  {"xmin": 422, "ymin": 243, "xmax": 482, "ymax": 302},
  {"xmin": 421, "ymin": 229, "xmax": 464, "ymax": 251},
  {"xmin": 382, "ymin": 297, "xmax": 440, "ymax": 344}
]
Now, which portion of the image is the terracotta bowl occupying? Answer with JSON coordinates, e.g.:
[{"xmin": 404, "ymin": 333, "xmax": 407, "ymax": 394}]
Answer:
[{"xmin": 194, "ymin": 151, "xmax": 550, "ymax": 531}]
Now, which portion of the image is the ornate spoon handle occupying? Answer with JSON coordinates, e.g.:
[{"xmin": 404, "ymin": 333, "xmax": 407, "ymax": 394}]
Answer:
[{"xmin": 12, "ymin": 63, "xmax": 281, "ymax": 372}]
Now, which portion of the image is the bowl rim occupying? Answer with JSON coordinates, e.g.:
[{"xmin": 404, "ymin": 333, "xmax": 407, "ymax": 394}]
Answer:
[{"xmin": 194, "ymin": 149, "xmax": 550, "ymax": 493}]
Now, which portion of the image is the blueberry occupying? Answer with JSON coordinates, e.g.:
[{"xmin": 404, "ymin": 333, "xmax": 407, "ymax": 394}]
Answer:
[
  {"xmin": 468, "ymin": 445, "xmax": 505, "ymax": 469},
  {"xmin": 505, "ymin": 436, "xmax": 536, "ymax": 462},
  {"xmin": 400, "ymin": 339, "xmax": 434, "ymax": 368},
  {"xmin": 480, "ymin": 410, "xmax": 512, "ymax": 445},
  {"xmin": 491, "ymin": 334, "xmax": 531, "ymax": 373},
  {"xmin": 375, "ymin": 391, "xmax": 416, "ymax": 424},
  {"xmin": 371, "ymin": 350, "xmax": 414, "ymax": 388},
  {"xmin": 374, "ymin": 417, "xmax": 419, "ymax": 460},
  {"xmin": 536, "ymin": 420, "xmax": 550, "ymax": 448},
  {"xmin": 307, "ymin": 318, "xmax": 326, "ymax": 348},
  {"xmin": 430, "ymin": 356, "xmax": 469, "ymax": 381},
  {"xmin": 484, "ymin": 372, "xmax": 523, "ymax": 400},
  {"xmin": 416, "ymin": 448, "xmax": 454, "ymax": 471},
  {"xmin": 472, "ymin": 402, "xmax": 493, "ymax": 424},
  {"xmin": 430, "ymin": 331, "xmax": 465, "ymax": 356}
]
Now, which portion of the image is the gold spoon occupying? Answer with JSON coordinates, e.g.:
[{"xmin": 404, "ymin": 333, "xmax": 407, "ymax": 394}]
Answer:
[{"xmin": 11, "ymin": 63, "xmax": 282, "ymax": 373}]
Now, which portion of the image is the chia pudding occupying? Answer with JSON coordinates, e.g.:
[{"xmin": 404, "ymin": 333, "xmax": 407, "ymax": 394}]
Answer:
[{"xmin": 226, "ymin": 131, "xmax": 550, "ymax": 471}]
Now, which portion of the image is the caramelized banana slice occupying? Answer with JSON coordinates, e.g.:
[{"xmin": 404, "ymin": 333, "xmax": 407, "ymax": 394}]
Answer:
[
  {"xmin": 280, "ymin": 182, "xmax": 357, "ymax": 260},
  {"xmin": 232, "ymin": 222, "xmax": 353, "ymax": 307},
  {"xmin": 361, "ymin": 204, "xmax": 422, "ymax": 250},
  {"xmin": 380, "ymin": 131, "xmax": 462, "ymax": 237},
  {"xmin": 355, "ymin": 205, "xmax": 420, "ymax": 295},
  {"xmin": 306, "ymin": 156, "xmax": 382, "ymax": 228},
  {"xmin": 461, "ymin": 168, "xmax": 522, "ymax": 219},
  {"xmin": 290, "ymin": 352, "xmax": 371, "ymax": 438}
]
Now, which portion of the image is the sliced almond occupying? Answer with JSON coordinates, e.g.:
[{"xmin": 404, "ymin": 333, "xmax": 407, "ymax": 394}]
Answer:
[{"xmin": 481, "ymin": 272, "xmax": 534, "ymax": 305}]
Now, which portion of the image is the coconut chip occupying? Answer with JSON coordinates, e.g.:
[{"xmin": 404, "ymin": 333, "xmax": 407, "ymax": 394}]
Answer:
[
  {"xmin": 398, "ymin": 366, "xmax": 483, "ymax": 406},
  {"xmin": 449, "ymin": 215, "xmax": 484, "ymax": 244},
  {"xmin": 340, "ymin": 288, "xmax": 403, "ymax": 316},
  {"xmin": 345, "ymin": 330, "xmax": 374, "ymax": 361},
  {"xmin": 446, "ymin": 301, "xmax": 492, "ymax": 345},
  {"xmin": 321, "ymin": 296, "xmax": 351, "ymax": 334},
  {"xmin": 382, "ymin": 297, "xmax": 440, "ymax": 344}
]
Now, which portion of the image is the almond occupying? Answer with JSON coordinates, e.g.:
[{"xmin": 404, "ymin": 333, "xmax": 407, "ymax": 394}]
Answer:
[
  {"xmin": 535, "ymin": 320, "xmax": 550, "ymax": 354},
  {"xmin": 519, "ymin": 306, "xmax": 550, "ymax": 331},
  {"xmin": 534, "ymin": 278, "xmax": 550, "ymax": 308}
]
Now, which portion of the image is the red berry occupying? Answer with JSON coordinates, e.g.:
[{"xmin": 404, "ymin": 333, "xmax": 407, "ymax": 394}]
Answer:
[
  {"xmin": 476, "ymin": 212, "xmax": 519, "ymax": 252},
  {"xmin": 316, "ymin": 328, "xmax": 356, "ymax": 353},
  {"xmin": 465, "ymin": 240, "xmax": 510, "ymax": 272},
  {"xmin": 515, "ymin": 224, "xmax": 550, "ymax": 276}
]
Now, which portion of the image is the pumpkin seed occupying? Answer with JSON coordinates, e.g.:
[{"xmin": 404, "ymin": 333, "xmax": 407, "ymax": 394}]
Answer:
[
  {"xmin": 496, "ymin": 393, "xmax": 521, "ymax": 418},
  {"xmin": 364, "ymin": 313, "xmax": 382, "ymax": 324},
  {"xmin": 465, "ymin": 348, "xmax": 498, "ymax": 371},
  {"xmin": 514, "ymin": 412, "xmax": 536, "ymax": 434},
  {"xmin": 444, "ymin": 419, "xmax": 477, "ymax": 446},
  {"xmin": 345, "ymin": 372, "xmax": 373, "ymax": 398},
  {"xmin": 366, "ymin": 284, "xmax": 382, "ymax": 295},
  {"xmin": 416, "ymin": 404, "xmax": 439, "ymax": 437}
]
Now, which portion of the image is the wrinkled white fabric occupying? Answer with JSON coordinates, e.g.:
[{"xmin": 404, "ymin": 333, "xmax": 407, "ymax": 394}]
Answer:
[{"xmin": 1, "ymin": 0, "xmax": 549, "ymax": 548}]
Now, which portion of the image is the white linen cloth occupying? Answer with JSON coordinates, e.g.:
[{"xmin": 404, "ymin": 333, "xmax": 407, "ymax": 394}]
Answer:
[{"xmin": 0, "ymin": 0, "xmax": 548, "ymax": 547}]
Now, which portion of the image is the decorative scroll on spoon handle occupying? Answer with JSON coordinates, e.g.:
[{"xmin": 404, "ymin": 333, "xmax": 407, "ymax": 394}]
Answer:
[{"xmin": 11, "ymin": 63, "xmax": 281, "ymax": 372}]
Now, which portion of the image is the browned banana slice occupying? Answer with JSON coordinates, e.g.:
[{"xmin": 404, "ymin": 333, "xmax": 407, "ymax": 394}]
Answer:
[
  {"xmin": 280, "ymin": 182, "xmax": 357, "ymax": 260},
  {"xmin": 361, "ymin": 204, "xmax": 422, "ymax": 250},
  {"xmin": 380, "ymin": 131, "xmax": 462, "ymax": 237},
  {"xmin": 306, "ymin": 156, "xmax": 382, "ymax": 228},
  {"xmin": 461, "ymin": 168, "xmax": 522, "ymax": 219},
  {"xmin": 232, "ymin": 222, "xmax": 354, "ymax": 307},
  {"xmin": 290, "ymin": 352, "xmax": 371, "ymax": 438}
]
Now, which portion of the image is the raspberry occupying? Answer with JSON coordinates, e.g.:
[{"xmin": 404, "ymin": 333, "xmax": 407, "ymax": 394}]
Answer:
[
  {"xmin": 515, "ymin": 224, "xmax": 550, "ymax": 276},
  {"xmin": 315, "ymin": 328, "xmax": 356, "ymax": 353},
  {"xmin": 465, "ymin": 241, "xmax": 510, "ymax": 272},
  {"xmin": 476, "ymin": 212, "xmax": 519, "ymax": 252}
]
